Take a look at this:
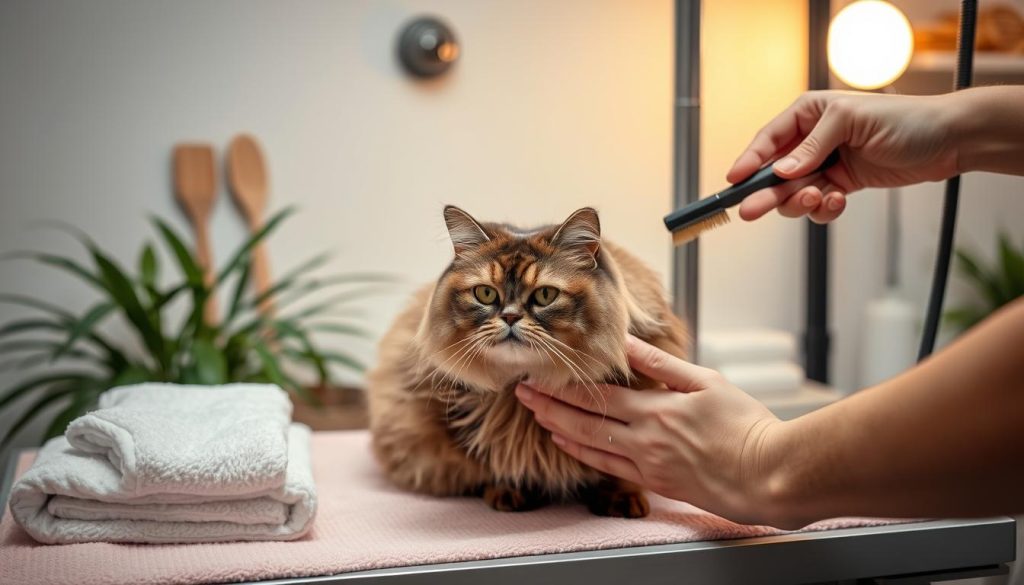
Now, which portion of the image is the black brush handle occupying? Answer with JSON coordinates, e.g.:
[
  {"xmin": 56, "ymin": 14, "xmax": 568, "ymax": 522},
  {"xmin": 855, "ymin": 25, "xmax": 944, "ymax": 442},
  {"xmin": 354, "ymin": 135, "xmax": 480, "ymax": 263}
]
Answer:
[{"xmin": 664, "ymin": 149, "xmax": 840, "ymax": 231}]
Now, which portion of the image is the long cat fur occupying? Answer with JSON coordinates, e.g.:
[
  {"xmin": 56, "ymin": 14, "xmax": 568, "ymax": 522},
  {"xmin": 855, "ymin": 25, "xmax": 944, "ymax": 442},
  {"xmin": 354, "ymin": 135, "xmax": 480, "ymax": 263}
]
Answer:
[{"xmin": 367, "ymin": 206, "xmax": 689, "ymax": 516}]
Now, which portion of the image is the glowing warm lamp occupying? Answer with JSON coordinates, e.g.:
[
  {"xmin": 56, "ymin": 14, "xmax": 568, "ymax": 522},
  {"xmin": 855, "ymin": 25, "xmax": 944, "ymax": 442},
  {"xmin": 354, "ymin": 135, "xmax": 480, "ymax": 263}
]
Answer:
[{"xmin": 828, "ymin": 0, "xmax": 914, "ymax": 90}]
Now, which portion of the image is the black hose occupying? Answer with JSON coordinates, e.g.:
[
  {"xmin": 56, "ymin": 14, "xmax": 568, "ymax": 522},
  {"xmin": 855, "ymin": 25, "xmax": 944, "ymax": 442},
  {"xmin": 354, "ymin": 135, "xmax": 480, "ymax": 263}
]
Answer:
[{"xmin": 917, "ymin": 0, "xmax": 977, "ymax": 361}]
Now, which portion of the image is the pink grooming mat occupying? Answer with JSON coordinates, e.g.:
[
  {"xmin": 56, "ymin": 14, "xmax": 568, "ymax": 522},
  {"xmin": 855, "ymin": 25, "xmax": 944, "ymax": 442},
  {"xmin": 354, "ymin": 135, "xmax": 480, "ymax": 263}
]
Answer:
[{"xmin": 2, "ymin": 431, "xmax": 897, "ymax": 585}]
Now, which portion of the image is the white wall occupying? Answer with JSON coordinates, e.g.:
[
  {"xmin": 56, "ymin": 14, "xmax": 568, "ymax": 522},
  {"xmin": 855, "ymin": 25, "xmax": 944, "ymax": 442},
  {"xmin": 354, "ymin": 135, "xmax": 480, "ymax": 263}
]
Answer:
[{"xmin": 0, "ymin": 0, "xmax": 677, "ymax": 451}]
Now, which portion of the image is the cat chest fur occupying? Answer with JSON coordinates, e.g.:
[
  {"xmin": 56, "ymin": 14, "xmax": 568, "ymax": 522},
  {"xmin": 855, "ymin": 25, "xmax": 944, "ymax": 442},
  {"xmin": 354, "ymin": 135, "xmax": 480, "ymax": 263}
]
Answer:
[{"xmin": 441, "ymin": 379, "xmax": 603, "ymax": 496}]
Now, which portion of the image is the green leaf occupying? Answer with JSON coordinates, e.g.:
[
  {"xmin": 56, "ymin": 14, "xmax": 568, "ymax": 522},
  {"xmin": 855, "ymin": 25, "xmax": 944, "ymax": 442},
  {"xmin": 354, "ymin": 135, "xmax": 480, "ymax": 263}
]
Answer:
[
  {"xmin": 0, "ymin": 339, "xmax": 65, "ymax": 355},
  {"xmin": 954, "ymin": 249, "xmax": 1005, "ymax": 308},
  {"xmin": 0, "ymin": 318, "xmax": 66, "ymax": 340},
  {"xmin": 0, "ymin": 345, "xmax": 97, "ymax": 372},
  {"xmin": 319, "ymin": 350, "xmax": 366, "ymax": 373},
  {"xmin": 310, "ymin": 322, "xmax": 370, "ymax": 339},
  {"xmin": 270, "ymin": 277, "xmax": 394, "ymax": 315},
  {"xmin": 53, "ymin": 301, "xmax": 116, "ymax": 360},
  {"xmin": 997, "ymin": 232, "xmax": 1024, "ymax": 301},
  {"xmin": 190, "ymin": 338, "xmax": 227, "ymax": 385},
  {"xmin": 225, "ymin": 258, "xmax": 253, "ymax": 324},
  {"xmin": 152, "ymin": 218, "xmax": 204, "ymax": 287},
  {"xmin": 251, "ymin": 252, "xmax": 333, "ymax": 308},
  {"xmin": 273, "ymin": 322, "xmax": 327, "ymax": 385},
  {"xmin": 0, "ymin": 318, "xmax": 128, "ymax": 370},
  {"xmin": 0, "ymin": 339, "xmax": 99, "ymax": 364},
  {"xmin": 253, "ymin": 342, "xmax": 288, "ymax": 387},
  {"xmin": 0, "ymin": 293, "xmax": 74, "ymax": 320},
  {"xmin": 1, "ymin": 251, "xmax": 105, "ymax": 290},
  {"xmin": 111, "ymin": 365, "xmax": 156, "ymax": 387},
  {"xmin": 944, "ymin": 306, "xmax": 988, "ymax": 332},
  {"xmin": 88, "ymin": 246, "xmax": 166, "ymax": 366},
  {"xmin": 154, "ymin": 283, "xmax": 189, "ymax": 311},
  {"xmin": 0, "ymin": 372, "xmax": 96, "ymax": 417},
  {"xmin": 254, "ymin": 341, "xmax": 317, "ymax": 405},
  {"xmin": 216, "ymin": 207, "xmax": 295, "ymax": 285},
  {"xmin": 0, "ymin": 385, "xmax": 79, "ymax": 449},
  {"xmin": 43, "ymin": 387, "xmax": 100, "ymax": 440},
  {"xmin": 139, "ymin": 244, "xmax": 159, "ymax": 290},
  {"xmin": 282, "ymin": 286, "xmax": 386, "ymax": 322}
]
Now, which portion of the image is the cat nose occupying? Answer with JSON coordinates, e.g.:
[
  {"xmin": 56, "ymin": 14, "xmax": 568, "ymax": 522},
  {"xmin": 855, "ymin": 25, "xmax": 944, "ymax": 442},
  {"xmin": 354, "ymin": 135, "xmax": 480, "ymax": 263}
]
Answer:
[{"xmin": 501, "ymin": 311, "xmax": 522, "ymax": 326}]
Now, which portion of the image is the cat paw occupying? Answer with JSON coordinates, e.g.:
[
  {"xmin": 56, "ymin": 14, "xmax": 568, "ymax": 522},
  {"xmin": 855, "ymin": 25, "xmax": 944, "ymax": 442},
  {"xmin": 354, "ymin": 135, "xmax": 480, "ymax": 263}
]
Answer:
[
  {"xmin": 584, "ymin": 489, "xmax": 650, "ymax": 518},
  {"xmin": 483, "ymin": 485, "xmax": 548, "ymax": 512}
]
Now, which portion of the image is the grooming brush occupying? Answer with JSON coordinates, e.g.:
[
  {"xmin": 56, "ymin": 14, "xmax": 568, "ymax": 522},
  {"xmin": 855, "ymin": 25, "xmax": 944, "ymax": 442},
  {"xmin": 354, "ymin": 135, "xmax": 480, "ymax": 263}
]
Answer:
[{"xmin": 664, "ymin": 149, "xmax": 841, "ymax": 246}]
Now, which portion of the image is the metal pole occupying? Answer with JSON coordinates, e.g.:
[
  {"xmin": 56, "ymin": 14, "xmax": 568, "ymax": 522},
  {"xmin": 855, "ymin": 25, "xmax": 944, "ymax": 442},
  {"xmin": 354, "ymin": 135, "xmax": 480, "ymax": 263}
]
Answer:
[
  {"xmin": 673, "ymin": 0, "xmax": 701, "ymax": 359},
  {"xmin": 918, "ymin": 0, "xmax": 976, "ymax": 361},
  {"xmin": 805, "ymin": 0, "xmax": 831, "ymax": 383}
]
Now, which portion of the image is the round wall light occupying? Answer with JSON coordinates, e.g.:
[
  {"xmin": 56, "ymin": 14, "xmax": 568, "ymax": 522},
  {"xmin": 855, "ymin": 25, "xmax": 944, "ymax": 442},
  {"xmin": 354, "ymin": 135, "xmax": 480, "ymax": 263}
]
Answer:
[
  {"xmin": 828, "ymin": 0, "xmax": 914, "ymax": 90},
  {"xmin": 398, "ymin": 16, "xmax": 460, "ymax": 79}
]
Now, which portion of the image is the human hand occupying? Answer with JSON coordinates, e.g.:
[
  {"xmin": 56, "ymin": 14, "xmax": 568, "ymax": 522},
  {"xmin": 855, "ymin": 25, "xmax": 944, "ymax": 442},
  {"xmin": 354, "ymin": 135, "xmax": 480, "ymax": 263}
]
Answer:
[
  {"xmin": 515, "ymin": 335, "xmax": 794, "ymax": 528},
  {"xmin": 729, "ymin": 90, "xmax": 959, "ymax": 223}
]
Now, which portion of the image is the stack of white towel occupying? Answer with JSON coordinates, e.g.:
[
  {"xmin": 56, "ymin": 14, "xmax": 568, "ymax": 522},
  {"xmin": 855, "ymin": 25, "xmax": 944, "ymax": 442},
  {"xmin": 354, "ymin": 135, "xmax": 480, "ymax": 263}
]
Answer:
[
  {"xmin": 9, "ymin": 383, "xmax": 317, "ymax": 544},
  {"xmin": 699, "ymin": 329, "xmax": 805, "ymax": 398}
]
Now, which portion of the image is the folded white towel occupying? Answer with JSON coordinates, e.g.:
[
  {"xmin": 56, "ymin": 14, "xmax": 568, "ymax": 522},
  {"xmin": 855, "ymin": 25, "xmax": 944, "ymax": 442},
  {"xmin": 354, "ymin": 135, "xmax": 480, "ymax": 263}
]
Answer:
[
  {"xmin": 65, "ymin": 383, "xmax": 293, "ymax": 497},
  {"xmin": 9, "ymin": 383, "xmax": 316, "ymax": 544},
  {"xmin": 10, "ymin": 424, "xmax": 316, "ymax": 544}
]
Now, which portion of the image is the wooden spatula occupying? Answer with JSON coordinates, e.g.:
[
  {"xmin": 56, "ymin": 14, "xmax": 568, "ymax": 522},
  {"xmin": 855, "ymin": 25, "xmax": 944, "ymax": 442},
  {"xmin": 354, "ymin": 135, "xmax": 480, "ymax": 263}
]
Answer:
[
  {"xmin": 172, "ymin": 144, "xmax": 219, "ymax": 324},
  {"xmin": 227, "ymin": 134, "xmax": 274, "ymax": 316}
]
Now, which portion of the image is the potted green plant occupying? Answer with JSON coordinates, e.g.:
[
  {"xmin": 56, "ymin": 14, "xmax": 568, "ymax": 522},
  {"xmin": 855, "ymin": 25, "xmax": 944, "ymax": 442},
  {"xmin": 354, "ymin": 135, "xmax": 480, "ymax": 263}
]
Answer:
[
  {"xmin": 0, "ymin": 208, "xmax": 387, "ymax": 448},
  {"xmin": 945, "ymin": 232, "xmax": 1024, "ymax": 333}
]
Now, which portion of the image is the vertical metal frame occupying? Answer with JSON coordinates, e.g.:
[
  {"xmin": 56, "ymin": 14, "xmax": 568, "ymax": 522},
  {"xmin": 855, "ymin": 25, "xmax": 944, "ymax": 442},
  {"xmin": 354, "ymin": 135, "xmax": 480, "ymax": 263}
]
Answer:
[
  {"xmin": 805, "ymin": 0, "xmax": 831, "ymax": 382},
  {"xmin": 672, "ymin": 0, "xmax": 701, "ymax": 358}
]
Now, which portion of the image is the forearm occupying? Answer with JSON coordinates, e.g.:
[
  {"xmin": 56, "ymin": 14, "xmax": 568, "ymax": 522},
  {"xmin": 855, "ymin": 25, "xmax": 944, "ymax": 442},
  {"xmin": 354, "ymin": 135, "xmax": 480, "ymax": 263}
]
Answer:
[
  {"xmin": 765, "ymin": 297, "xmax": 1024, "ymax": 528},
  {"xmin": 946, "ymin": 86, "xmax": 1024, "ymax": 176}
]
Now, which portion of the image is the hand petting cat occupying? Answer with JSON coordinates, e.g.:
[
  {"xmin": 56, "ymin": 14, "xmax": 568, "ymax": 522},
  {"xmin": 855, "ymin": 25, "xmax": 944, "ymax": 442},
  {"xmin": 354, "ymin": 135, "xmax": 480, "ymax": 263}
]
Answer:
[{"xmin": 515, "ymin": 334, "xmax": 789, "ymax": 528}]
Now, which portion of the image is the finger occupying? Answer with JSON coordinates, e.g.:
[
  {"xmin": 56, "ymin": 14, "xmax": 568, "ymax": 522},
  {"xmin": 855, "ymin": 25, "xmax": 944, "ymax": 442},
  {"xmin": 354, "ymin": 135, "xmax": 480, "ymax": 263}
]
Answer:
[
  {"xmin": 625, "ymin": 334, "xmax": 710, "ymax": 393},
  {"xmin": 808, "ymin": 190, "xmax": 847, "ymax": 224},
  {"xmin": 776, "ymin": 186, "xmax": 823, "ymax": 218},
  {"xmin": 518, "ymin": 382, "xmax": 639, "ymax": 421},
  {"xmin": 736, "ymin": 174, "xmax": 820, "ymax": 221},
  {"xmin": 550, "ymin": 434, "xmax": 645, "ymax": 487},
  {"xmin": 772, "ymin": 105, "xmax": 848, "ymax": 179},
  {"xmin": 516, "ymin": 385, "xmax": 635, "ymax": 457},
  {"xmin": 726, "ymin": 98, "xmax": 818, "ymax": 183},
  {"xmin": 726, "ymin": 149, "xmax": 771, "ymax": 185}
]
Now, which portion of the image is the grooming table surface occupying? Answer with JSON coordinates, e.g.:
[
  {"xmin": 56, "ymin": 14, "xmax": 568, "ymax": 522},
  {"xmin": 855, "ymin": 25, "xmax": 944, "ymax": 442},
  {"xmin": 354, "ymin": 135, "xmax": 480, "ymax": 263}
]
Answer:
[{"xmin": 0, "ymin": 431, "xmax": 1015, "ymax": 585}]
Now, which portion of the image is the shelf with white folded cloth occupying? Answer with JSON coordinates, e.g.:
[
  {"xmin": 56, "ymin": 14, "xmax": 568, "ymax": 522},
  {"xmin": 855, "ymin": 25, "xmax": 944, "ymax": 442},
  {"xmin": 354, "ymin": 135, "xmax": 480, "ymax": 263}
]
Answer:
[{"xmin": 761, "ymin": 381, "xmax": 844, "ymax": 421}]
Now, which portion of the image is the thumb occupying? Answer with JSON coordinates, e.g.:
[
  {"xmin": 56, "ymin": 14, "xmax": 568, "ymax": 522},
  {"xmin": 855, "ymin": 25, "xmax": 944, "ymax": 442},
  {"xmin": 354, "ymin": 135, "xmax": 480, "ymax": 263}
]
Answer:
[
  {"xmin": 625, "ymin": 335, "xmax": 710, "ymax": 393},
  {"xmin": 772, "ymin": 106, "xmax": 847, "ymax": 179}
]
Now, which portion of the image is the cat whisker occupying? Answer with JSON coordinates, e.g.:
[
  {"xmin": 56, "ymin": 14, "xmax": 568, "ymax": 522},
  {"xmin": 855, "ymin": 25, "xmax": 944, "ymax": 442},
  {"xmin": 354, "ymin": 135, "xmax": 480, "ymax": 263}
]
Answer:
[
  {"xmin": 523, "ymin": 329, "xmax": 607, "ymax": 418},
  {"xmin": 419, "ymin": 330, "xmax": 491, "ymax": 404},
  {"xmin": 412, "ymin": 334, "xmax": 479, "ymax": 390},
  {"xmin": 429, "ymin": 326, "xmax": 498, "ymax": 394},
  {"xmin": 442, "ymin": 333, "xmax": 497, "ymax": 423},
  {"xmin": 541, "ymin": 334, "xmax": 606, "ymax": 368}
]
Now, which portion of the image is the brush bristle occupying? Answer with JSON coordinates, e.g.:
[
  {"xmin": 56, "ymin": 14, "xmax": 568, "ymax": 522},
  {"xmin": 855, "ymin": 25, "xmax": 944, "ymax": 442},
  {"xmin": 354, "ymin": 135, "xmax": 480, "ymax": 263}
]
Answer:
[{"xmin": 670, "ymin": 211, "xmax": 731, "ymax": 247}]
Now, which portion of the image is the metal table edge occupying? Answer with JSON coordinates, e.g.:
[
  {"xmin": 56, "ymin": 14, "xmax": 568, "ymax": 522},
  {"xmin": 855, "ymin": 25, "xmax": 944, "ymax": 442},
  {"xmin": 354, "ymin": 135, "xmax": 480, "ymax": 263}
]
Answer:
[{"xmin": 239, "ymin": 517, "xmax": 1016, "ymax": 585}]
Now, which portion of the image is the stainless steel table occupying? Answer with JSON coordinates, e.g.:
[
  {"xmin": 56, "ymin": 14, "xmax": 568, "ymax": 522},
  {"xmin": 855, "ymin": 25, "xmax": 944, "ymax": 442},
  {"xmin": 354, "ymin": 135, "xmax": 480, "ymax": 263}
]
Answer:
[{"xmin": 2, "ymin": 450, "xmax": 1015, "ymax": 585}]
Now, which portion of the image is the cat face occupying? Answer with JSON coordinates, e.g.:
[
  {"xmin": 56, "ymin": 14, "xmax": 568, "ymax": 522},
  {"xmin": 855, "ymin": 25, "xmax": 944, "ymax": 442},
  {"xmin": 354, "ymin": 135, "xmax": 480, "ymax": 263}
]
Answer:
[{"xmin": 417, "ymin": 206, "xmax": 629, "ymax": 391}]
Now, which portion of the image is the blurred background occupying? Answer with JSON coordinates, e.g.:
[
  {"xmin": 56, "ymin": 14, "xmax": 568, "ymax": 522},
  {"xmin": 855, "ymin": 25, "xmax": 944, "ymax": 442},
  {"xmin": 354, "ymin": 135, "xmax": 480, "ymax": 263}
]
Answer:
[{"xmin": 0, "ymin": 0, "xmax": 1022, "ymax": 460}]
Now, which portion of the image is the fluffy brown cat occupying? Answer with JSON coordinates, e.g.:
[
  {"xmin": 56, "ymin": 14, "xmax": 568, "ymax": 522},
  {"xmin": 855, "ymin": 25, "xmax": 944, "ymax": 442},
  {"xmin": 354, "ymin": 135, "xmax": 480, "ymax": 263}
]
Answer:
[{"xmin": 367, "ymin": 206, "xmax": 689, "ymax": 517}]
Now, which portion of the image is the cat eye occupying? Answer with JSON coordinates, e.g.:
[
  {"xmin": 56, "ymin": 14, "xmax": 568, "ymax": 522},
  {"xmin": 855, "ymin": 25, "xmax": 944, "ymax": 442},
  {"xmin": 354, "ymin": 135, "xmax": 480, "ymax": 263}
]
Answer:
[
  {"xmin": 532, "ymin": 286, "xmax": 559, "ymax": 307},
  {"xmin": 473, "ymin": 285, "xmax": 499, "ymax": 305}
]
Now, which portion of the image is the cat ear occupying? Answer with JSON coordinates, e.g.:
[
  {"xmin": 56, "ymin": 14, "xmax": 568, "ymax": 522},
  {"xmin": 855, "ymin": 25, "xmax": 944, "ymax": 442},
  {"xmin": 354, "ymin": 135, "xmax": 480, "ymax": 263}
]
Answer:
[
  {"xmin": 552, "ymin": 207, "xmax": 601, "ymax": 267},
  {"xmin": 443, "ymin": 205, "xmax": 490, "ymax": 256}
]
